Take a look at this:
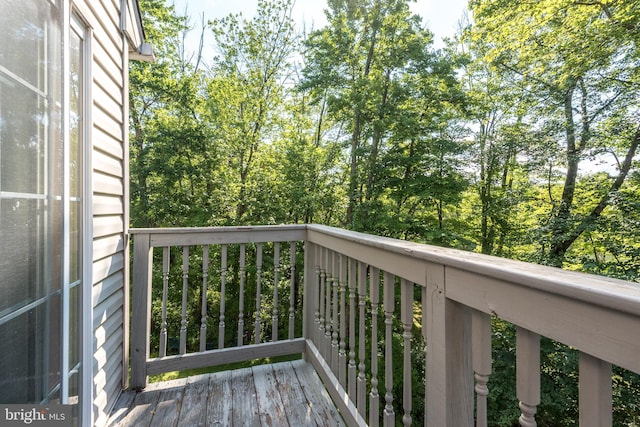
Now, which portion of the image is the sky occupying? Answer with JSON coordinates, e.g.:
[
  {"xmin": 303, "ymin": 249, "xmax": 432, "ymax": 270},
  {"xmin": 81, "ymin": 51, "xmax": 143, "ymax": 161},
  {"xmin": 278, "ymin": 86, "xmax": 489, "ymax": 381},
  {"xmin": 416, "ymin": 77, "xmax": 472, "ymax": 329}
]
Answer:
[{"xmin": 169, "ymin": 0, "xmax": 469, "ymax": 60}]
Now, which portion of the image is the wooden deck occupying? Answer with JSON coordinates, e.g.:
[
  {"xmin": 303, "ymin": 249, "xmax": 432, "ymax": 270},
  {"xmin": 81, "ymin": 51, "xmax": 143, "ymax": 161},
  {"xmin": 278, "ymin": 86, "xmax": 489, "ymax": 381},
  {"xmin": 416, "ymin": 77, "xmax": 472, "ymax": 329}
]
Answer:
[{"xmin": 106, "ymin": 359, "xmax": 346, "ymax": 427}]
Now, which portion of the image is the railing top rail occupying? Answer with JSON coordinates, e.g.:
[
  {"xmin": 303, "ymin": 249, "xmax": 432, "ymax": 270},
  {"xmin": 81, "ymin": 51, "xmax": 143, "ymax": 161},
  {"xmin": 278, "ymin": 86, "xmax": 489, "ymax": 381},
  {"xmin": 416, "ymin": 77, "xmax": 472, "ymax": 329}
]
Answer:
[
  {"xmin": 306, "ymin": 224, "xmax": 640, "ymax": 317},
  {"xmin": 130, "ymin": 224, "xmax": 307, "ymax": 247},
  {"xmin": 130, "ymin": 224, "xmax": 307, "ymax": 235},
  {"xmin": 129, "ymin": 223, "xmax": 640, "ymax": 315}
]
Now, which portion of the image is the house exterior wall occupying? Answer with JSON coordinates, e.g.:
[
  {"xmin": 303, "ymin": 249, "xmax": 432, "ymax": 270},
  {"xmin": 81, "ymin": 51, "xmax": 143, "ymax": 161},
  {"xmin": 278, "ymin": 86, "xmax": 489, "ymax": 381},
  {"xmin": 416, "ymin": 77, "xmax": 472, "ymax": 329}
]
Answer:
[
  {"xmin": 0, "ymin": 0, "xmax": 143, "ymax": 423},
  {"xmin": 73, "ymin": 0, "xmax": 144, "ymax": 425}
]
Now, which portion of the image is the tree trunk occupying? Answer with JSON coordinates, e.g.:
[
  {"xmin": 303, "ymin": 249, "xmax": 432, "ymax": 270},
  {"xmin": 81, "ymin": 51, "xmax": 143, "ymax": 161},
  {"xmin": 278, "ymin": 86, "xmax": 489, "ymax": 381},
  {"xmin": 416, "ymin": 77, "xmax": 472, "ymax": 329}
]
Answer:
[
  {"xmin": 549, "ymin": 126, "xmax": 639, "ymax": 264},
  {"xmin": 548, "ymin": 86, "xmax": 580, "ymax": 266},
  {"xmin": 346, "ymin": 112, "xmax": 361, "ymax": 228}
]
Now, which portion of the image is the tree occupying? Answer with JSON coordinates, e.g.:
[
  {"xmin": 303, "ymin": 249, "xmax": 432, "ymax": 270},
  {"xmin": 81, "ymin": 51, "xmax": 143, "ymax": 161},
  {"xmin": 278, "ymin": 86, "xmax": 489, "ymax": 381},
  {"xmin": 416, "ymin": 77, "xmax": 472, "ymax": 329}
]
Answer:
[
  {"xmin": 207, "ymin": 0, "xmax": 297, "ymax": 225},
  {"xmin": 469, "ymin": 0, "xmax": 640, "ymax": 266},
  {"xmin": 301, "ymin": 0, "xmax": 466, "ymax": 235},
  {"xmin": 454, "ymin": 25, "xmax": 537, "ymax": 255},
  {"xmin": 130, "ymin": 0, "xmax": 216, "ymax": 228}
]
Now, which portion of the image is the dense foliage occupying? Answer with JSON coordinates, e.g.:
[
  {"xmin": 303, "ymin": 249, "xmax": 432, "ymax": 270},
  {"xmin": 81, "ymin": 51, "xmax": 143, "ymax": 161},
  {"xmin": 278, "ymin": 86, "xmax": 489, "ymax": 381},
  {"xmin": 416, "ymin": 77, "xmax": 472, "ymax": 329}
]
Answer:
[{"xmin": 131, "ymin": 0, "xmax": 640, "ymax": 425}]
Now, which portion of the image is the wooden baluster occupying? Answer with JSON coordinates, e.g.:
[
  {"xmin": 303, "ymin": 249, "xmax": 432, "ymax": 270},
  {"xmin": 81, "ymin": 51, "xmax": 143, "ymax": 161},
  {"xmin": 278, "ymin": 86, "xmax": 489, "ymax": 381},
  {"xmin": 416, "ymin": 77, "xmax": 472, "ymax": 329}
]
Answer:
[
  {"xmin": 303, "ymin": 241, "xmax": 317, "ymax": 344},
  {"xmin": 516, "ymin": 327, "xmax": 540, "ymax": 427},
  {"xmin": 318, "ymin": 247, "xmax": 326, "ymax": 349},
  {"xmin": 332, "ymin": 251, "xmax": 340, "ymax": 373},
  {"xmin": 238, "ymin": 244, "xmax": 246, "ymax": 346},
  {"xmin": 473, "ymin": 310, "xmax": 492, "ymax": 427},
  {"xmin": 288, "ymin": 242, "xmax": 296, "ymax": 340},
  {"xmin": 357, "ymin": 262, "xmax": 367, "ymax": 416},
  {"xmin": 324, "ymin": 249, "xmax": 332, "ymax": 359},
  {"xmin": 200, "ymin": 246, "xmax": 209, "ymax": 352},
  {"xmin": 313, "ymin": 245, "xmax": 321, "ymax": 344},
  {"xmin": 400, "ymin": 279, "xmax": 412, "ymax": 426},
  {"xmin": 272, "ymin": 242, "xmax": 280, "ymax": 341},
  {"xmin": 369, "ymin": 267, "xmax": 380, "ymax": 427},
  {"xmin": 255, "ymin": 243, "xmax": 263, "ymax": 344},
  {"xmin": 383, "ymin": 271, "xmax": 395, "ymax": 426},
  {"xmin": 180, "ymin": 246, "xmax": 189, "ymax": 355},
  {"xmin": 159, "ymin": 247, "xmax": 169, "ymax": 357},
  {"xmin": 348, "ymin": 257, "xmax": 357, "ymax": 400},
  {"xmin": 421, "ymin": 284, "xmax": 428, "ymax": 427},
  {"xmin": 339, "ymin": 253, "xmax": 347, "ymax": 386},
  {"xmin": 326, "ymin": 250, "xmax": 334, "ymax": 364},
  {"xmin": 579, "ymin": 352, "xmax": 612, "ymax": 427},
  {"xmin": 219, "ymin": 245, "xmax": 227, "ymax": 349}
]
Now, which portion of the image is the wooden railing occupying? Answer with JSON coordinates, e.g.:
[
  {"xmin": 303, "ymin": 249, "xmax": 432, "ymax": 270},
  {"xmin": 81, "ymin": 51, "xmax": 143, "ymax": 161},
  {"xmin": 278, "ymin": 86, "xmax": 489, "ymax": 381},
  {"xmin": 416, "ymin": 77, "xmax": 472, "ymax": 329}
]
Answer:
[
  {"xmin": 129, "ymin": 225, "xmax": 308, "ymax": 389},
  {"xmin": 130, "ymin": 224, "xmax": 640, "ymax": 427}
]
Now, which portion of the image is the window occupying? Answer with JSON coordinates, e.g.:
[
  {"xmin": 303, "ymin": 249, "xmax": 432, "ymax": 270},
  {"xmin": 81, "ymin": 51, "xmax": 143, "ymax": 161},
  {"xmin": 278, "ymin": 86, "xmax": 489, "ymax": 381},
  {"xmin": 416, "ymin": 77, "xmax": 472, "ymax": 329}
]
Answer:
[{"xmin": 0, "ymin": 0, "xmax": 86, "ymax": 421}]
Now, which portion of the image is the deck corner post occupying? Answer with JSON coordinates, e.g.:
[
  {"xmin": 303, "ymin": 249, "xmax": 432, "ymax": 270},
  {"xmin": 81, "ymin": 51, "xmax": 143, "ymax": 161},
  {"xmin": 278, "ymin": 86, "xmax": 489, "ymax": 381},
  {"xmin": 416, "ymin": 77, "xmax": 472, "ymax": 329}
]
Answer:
[
  {"xmin": 426, "ymin": 265, "xmax": 473, "ymax": 426},
  {"xmin": 131, "ymin": 232, "xmax": 152, "ymax": 390}
]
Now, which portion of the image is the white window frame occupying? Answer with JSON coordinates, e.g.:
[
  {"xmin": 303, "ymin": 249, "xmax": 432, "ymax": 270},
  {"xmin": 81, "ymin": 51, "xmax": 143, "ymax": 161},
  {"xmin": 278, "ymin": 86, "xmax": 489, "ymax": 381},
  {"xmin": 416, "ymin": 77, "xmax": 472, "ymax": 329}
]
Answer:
[
  {"xmin": 70, "ymin": 8, "xmax": 94, "ymax": 426},
  {"xmin": 0, "ymin": 3, "xmax": 92, "ymax": 423}
]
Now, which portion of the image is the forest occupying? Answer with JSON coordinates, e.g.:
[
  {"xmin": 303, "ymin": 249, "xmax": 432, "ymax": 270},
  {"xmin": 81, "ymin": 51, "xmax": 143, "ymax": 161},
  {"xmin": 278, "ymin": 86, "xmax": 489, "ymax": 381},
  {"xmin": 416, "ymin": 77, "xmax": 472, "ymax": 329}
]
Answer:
[{"xmin": 130, "ymin": 0, "xmax": 640, "ymax": 425}]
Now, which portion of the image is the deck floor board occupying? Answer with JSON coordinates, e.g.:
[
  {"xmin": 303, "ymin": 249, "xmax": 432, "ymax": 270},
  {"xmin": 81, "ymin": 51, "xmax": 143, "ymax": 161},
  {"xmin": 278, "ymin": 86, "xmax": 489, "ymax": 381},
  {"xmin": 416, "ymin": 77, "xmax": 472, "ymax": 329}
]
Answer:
[
  {"xmin": 206, "ymin": 370, "xmax": 232, "ymax": 426},
  {"xmin": 107, "ymin": 360, "xmax": 345, "ymax": 427},
  {"xmin": 252, "ymin": 364, "xmax": 289, "ymax": 426},
  {"xmin": 177, "ymin": 374, "xmax": 210, "ymax": 426},
  {"xmin": 149, "ymin": 379, "xmax": 186, "ymax": 427},
  {"xmin": 232, "ymin": 367, "xmax": 260, "ymax": 426},
  {"xmin": 293, "ymin": 360, "xmax": 346, "ymax": 426},
  {"xmin": 273, "ymin": 361, "xmax": 318, "ymax": 426}
]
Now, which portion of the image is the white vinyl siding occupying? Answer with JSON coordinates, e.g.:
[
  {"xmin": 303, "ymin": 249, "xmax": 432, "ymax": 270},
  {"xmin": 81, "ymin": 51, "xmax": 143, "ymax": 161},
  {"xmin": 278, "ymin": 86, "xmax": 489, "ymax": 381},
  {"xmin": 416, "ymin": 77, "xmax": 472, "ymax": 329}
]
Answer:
[
  {"xmin": 73, "ymin": 0, "xmax": 142, "ymax": 424},
  {"xmin": 86, "ymin": 0, "xmax": 125, "ymax": 423}
]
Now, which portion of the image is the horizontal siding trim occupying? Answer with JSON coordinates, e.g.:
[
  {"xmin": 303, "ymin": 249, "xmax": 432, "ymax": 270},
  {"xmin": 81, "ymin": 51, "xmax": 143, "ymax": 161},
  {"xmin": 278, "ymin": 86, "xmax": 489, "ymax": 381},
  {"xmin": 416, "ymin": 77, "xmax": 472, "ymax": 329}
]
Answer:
[
  {"xmin": 93, "ymin": 147, "xmax": 123, "ymax": 176},
  {"xmin": 93, "ymin": 171, "xmax": 124, "ymax": 196},
  {"xmin": 94, "ymin": 348, "xmax": 123, "ymax": 400},
  {"xmin": 92, "ymin": 251, "xmax": 125, "ymax": 286},
  {"xmin": 93, "ymin": 194, "xmax": 124, "ymax": 216},
  {"xmin": 93, "ymin": 283, "xmax": 123, "ymax": 329},
  {"xmin": 93, "ymin": 215, "xmax": 124, "ymax": 239},
  {"xmin": 95, "ymin": 357, "xmax": 123, "ymax": 399},
  {"xmin": 93, "ymin": 59, "xmax": 123, "ymax": 104},
  {"xmin": 92, "ymin": 272, "xmax": 124, "ymax": 308},
  {"xmin": 93, "ymin": 350, "xmax": 124, "ymax": 427},
  {"xmin": 94, "ymin": 84, "xmax": 123, "ymax": 125},
  {"xmin": 97, "ymin": 0, "xmax": 122, "ymax": 48},
  {"xmin": 93, "ymin": 105, "xmax": 123, "ymax": 142},
  {"xmin": 74, "ymin": 0, "xmax": 124, "ymax": 70},
  {"xmin": 94, "ymin": 327, "xmax": 123, "ymax": 374},
  {"xmin": 93, "ymin": 234, "xmax": 125, "ymax": 262},
  {"xmin": 91, "ymin": 26, "xmax": 123, "ymax": 76},
  {"xmin": 93, "ymin": 137, "xmax": 124, "ymax": 167},
  {"xmin": 94, "ymin": 307, "xmax": 123, "ymax": 351}
]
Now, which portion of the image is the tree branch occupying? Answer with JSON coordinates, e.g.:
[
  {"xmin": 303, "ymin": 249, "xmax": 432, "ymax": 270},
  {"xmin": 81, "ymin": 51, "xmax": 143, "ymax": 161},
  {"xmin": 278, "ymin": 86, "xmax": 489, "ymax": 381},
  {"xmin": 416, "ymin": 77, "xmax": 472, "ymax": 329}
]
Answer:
[
  {"xmin": 572, "ymin": 1, "xmax": 613, "ymax": 19},
  {"xmin": 555, "ymin": 125, "xmax": 640, "ymax": 255}
]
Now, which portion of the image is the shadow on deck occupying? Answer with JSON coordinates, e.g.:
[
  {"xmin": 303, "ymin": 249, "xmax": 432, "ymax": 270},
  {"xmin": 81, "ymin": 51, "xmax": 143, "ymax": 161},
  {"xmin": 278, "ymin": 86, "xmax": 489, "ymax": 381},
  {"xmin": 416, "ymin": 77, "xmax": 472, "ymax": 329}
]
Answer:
[{"xmin": 107, "ymin": 359, "xmax": 345, "ymax": 427}]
